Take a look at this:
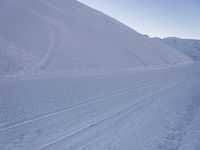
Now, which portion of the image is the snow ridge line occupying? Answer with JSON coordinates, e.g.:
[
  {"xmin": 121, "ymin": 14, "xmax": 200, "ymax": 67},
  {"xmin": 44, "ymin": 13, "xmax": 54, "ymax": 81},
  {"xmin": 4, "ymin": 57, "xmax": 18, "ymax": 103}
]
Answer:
[
  {"xmin": 0, "ymin": 81, "xmax": 160, "ymax": 133},
  {"xmin": 39, "ymin": 80, "xmax": 184, "ymax": 150}
]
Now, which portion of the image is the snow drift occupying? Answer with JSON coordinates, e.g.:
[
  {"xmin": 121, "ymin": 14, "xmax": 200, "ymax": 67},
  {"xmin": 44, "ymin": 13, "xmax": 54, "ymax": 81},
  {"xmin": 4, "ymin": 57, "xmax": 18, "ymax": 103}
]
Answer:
[{"xmin": 0, "ymin": 0, "xmax": 192, "ymax": 75}]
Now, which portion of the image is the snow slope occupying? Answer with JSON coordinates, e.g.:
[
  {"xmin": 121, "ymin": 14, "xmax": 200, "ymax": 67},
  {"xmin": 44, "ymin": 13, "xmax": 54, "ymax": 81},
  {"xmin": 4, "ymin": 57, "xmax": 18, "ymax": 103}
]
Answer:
[
  {"xmin": 0, "ymin": 0, "xmax": 192, "ymax": 75},
  {"xmin": 162, "ymin": 37, "xmax": 200, "ymax": 61}
]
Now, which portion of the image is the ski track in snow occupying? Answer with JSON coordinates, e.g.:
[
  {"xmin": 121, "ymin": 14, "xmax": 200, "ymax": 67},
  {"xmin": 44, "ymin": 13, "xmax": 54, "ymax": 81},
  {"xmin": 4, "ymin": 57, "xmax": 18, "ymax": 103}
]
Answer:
[
  {"xmin": 0, "ymin": 80, "xmax": 159, "ymax": 133},
  {"xmin": 0, "ymin": 77, "xmax": 164, "ymax": 149},
  {"xmin": 38, "ymin": 80, "xmax": 183, "ymax": 150},
  {"xmin": 1, "ymin": 63, "xmax": 200, "ymax": 150}
]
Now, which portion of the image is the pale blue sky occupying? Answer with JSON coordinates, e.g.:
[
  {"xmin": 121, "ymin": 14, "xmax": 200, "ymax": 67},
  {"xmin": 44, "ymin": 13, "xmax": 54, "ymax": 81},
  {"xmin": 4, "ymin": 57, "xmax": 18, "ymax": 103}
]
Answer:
[{"xmin": 78, "ymin": 0, "xmax": 200, "ymax": 39}]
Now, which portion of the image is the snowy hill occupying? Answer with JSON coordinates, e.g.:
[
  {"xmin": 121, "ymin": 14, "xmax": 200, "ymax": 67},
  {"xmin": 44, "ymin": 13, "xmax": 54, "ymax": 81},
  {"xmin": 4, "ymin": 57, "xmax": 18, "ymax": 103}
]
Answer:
[
  {"xmin": 162, "ymin": 37, "xmax": 200, "ymax": 61},
  {"xmin": 0, "ymin": 0, "xmax": 192, "ymax": 75},
  {"xmin": 1, "ymin": 1, "xmax": 200, "ymax": 150}
]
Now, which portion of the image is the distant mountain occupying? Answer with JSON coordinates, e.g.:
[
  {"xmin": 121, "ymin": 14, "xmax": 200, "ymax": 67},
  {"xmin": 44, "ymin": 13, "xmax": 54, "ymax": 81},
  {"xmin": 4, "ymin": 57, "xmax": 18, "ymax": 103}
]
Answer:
[
  {"xmin": 162, "ymin": 37, "xmax": 200, "ymax": 61},
  {"xmin": 0, "ymin": 0, "xmax": 192, "ymax": 75}
]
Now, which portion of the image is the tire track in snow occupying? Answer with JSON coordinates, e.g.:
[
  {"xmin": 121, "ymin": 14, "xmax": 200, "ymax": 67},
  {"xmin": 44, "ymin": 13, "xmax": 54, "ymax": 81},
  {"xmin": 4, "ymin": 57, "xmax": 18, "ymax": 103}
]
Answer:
[
  {"xmin": 39, "ymin": 80, "xmax": 184, "ymax": 150},
  {"xmin": 0, "ymin": 80, "xmax": 160, "ymax": 133}
]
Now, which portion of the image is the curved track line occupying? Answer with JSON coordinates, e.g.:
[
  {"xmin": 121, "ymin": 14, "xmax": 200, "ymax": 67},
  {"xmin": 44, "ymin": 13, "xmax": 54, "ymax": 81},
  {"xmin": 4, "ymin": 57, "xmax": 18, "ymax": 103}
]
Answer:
[{"xmin": 9, "ymin": 0, "xmax": 64, "ymax": 71}]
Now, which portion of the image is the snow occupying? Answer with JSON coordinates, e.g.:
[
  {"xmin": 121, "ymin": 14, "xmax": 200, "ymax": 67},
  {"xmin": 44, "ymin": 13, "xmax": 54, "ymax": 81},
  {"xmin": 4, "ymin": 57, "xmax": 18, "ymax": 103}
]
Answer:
[
  {"xmin": 0, "ymin": 0, "xmax": 200, "ymax": 150},
  {"xmin": 0, "ymin": 0, "xmax": 192, "ymax": 76},
  {"xmin": 1, "ymin": 63, "xmax": 200, "ymax": 150},
  {"xmin": 0, "ymin": 38, "xmax": 37, "ymax": 75},
  {"xmin": 162, "ymin": 37, "xmax": 200, "ymax": 61}
]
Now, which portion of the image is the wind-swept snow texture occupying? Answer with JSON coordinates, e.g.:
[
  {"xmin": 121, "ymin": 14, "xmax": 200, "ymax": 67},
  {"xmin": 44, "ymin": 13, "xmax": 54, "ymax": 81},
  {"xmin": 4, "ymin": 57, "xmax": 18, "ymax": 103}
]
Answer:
[
  {"xmin": 0, "ymin": 0, "xmax": 192, "ymax": 75},
  {"xmin": 162, "ymin": 37, "xmax": 200, "ymax": 61}
]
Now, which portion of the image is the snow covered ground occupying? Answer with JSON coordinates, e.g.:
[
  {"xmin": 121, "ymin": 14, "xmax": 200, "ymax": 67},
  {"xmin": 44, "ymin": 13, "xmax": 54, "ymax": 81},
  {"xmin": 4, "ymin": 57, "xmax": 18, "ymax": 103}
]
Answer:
[
  {"xmin": 0, "ymin": 63, "xmax": 200, "ymax": 150},
  {"xmin": 0, "ymin": 0, "xmax": 200, "ymax": 150}
]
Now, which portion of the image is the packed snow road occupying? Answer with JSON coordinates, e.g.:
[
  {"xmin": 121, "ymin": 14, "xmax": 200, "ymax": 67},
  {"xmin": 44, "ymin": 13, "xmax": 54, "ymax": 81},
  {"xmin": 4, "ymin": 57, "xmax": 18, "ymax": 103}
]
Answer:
[{"xmin": 0, "ymin": 63, "xmax": 200, "ymax": 150}]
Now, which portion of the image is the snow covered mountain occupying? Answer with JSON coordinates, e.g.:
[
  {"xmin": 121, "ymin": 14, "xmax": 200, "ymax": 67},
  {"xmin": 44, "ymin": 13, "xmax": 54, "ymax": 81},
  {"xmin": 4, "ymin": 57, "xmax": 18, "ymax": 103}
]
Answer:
[
  {"xmin": 0, "ymin": 0, "xmax": 192, "ymax": 75},
  {"xmin": 162, "ymin": 37, "xmax": 200, "ymax": 61}
]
